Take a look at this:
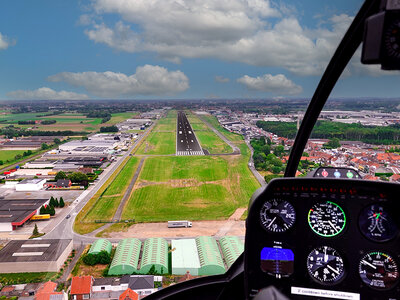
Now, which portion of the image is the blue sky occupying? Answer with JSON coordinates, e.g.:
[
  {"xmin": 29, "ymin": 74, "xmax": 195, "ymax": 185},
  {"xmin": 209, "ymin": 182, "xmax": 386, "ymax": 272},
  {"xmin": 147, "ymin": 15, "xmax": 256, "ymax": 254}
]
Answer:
[{"xmin": 0, "ymin": 0, "xmax": 399, "ymax": 100}]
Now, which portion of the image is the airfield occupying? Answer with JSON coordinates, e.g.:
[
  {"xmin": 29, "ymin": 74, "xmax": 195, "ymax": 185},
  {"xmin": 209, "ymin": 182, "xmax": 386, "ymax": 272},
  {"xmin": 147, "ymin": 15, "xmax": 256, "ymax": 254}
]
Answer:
[{"xmin": 74, "ymin": 110, "xmax": 260, "ymax": 236}]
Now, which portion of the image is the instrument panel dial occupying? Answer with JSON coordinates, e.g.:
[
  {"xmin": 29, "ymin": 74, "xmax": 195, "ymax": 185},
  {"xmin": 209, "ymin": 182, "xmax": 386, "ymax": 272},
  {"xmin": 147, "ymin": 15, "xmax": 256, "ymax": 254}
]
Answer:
[
  {"xmin": 307, "ymin": 246, "xmax": 345, "ymax": 285},
  {"xmin": 308, "ymin": 201, "xmax": 346, "ymax": 237},
  {"xmin": 260, "ymin": 199, "xmax": 296, "ymax": 233},
  {"xmin": 359, "ymin": 204, "xmax": 398, "ymax": 242},
  {"xmin": 359, "ymin": 252, "xmax": 399, "ymax": 290}
]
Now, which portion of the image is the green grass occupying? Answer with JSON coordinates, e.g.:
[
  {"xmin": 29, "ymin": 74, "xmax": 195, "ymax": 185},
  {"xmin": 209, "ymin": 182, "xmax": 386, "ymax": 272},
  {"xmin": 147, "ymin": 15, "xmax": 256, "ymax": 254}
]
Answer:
[
  {"xmin": 202, "ymin": 115, "xmax": 244, "ymax": 142},
  {"xmin": 153, "ymin": 113, "xmax": 177, "ymax": 132},
  {"xmin": 0, "ymin": 272, "xmax": 57, "ymax": 285},
  {"xmin": 195, "ymin": 131, "xmax": 232, "ymax": 154},
  {"xmin": 122, "ymin": 184, "xmax": 234, "ymax": 222},
  {"xmin": 0, "ymin": 150, "xmax": 26, "ymax": 161},
  {"xmin": 139, "ymin": 156, "xmax": 228, "ymax": 182},
  {"xmin": 136, "ymin": 131, "xmax": 175, "ymax": 155},
  {"xmin": 83, "ymin": 157, "xmax": 140, "ymax": 222}
]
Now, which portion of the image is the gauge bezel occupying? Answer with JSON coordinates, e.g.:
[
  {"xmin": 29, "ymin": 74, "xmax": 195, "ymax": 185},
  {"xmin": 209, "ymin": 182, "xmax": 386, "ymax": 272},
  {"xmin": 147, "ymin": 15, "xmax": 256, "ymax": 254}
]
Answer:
[
  {"xmin": 358, "ymin": 203, "xmax": 398, "ymax": 243},
  {"xmin": 358, "ymin": 251, "xmax": 400, "ymax": 291},
  {"xmin": 306, "ymin": 245, "xmax": 346, "ymax": 286},
  {"xmin": 307, "ymin": 201, "xmax": 347, "ymax": 238},
  {"xmin": 259, "ymin": 198, "xmax": 296, "ymax": 233}
]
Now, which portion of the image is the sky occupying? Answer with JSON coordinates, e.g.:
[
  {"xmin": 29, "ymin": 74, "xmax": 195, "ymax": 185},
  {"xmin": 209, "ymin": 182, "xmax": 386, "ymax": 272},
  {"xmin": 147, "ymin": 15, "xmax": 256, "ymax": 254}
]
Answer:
[{"xmin": 1, "ymin": 0, "xmax": 400, "ymax": 101}]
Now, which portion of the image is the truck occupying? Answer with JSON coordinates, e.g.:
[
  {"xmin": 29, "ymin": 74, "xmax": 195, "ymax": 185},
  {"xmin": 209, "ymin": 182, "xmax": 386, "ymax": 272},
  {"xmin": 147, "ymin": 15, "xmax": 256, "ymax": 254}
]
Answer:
[{"xmin": 167, "ymin": 220, "xmax": 192, "ymax": 228}]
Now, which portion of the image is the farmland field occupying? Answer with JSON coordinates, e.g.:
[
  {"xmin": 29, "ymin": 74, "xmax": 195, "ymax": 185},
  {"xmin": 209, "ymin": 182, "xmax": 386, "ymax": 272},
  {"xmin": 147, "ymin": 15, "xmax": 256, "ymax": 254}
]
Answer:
[{"xmin": 0, "ymin": 150, "xmax": 27, "ymax": 162}]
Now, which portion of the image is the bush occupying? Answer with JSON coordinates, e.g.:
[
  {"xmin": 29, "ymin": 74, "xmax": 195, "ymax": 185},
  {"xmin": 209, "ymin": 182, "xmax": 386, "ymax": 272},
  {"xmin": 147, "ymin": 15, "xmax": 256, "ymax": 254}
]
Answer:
[{"xmin": 83, "ymin": 253, "xmax": 98, "ymax": 266}]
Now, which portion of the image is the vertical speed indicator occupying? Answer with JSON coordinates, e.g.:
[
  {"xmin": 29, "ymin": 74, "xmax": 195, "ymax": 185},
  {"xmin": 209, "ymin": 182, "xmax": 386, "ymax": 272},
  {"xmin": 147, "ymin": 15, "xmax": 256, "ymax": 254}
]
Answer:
[{"xmin": 260, "ymin": 199, "xmax": 296, "ymax": 233}]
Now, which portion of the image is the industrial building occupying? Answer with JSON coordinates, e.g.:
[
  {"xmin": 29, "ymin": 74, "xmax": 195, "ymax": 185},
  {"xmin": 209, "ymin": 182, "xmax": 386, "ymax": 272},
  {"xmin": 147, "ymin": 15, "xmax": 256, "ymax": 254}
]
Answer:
[
  {"xmin": 195, "ymin": 236, "xmax": 226, "ymax": 276},
  {"xmin": 171, "ymin": 239, "xmax": 200, "ymax": 275},
  {"xmin": 88, "ymin": 239, "xmax": 112, "ymax": 255},
  {"xmin": 0, "ymin": 239, "xmax": 72, "ymax": 273},
  {"xmin": 0, "ymin": 198, "xmax": 49, "ymax": 232},
  {"xmin": 108, "ymin": 239, "xmax": 142, "ymax": 276},
  {"xmin": 219, "ymin": 236, "xmax": 244, "ymax": 268},
  {"xmin": 15, "ymin": 178, "xmax": 46, "ymax": 191},
  {"xmin": 139, "ymin": 238, "xmax": 168, "ymax": 275}
]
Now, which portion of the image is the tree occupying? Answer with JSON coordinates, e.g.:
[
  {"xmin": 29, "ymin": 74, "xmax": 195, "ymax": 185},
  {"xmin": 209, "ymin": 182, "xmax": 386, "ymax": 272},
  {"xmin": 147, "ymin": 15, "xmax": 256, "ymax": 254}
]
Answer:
[
  {"xmin": 55, "ymin": 171, "xmax": 68, "ymax": 180},
  {"xmin": 41, "ymin": 143, "xmax": 49, "ymax": 150},
  {"xmin": 40, "ymin": 205, "xmax": 47, "ymax": 215},
  {"xmin": 48, "ymin": 205, "xmax": 55, "ymax": 216},
  {"xmin": 0, "ymin": 160, "xmax": 3, "ymax": 165},
  {"xmin": 323, "ymin": 138, "xmax": 341, "ymax": 149},
  {"xmin": 273, "ymin": 145, "xmax": 285, "ymax": 157},
  {"xmin": 49, "ymin": 196, "xmax": 56, "ymax": 207},
  {"xmin": 260, "ymin": 145, "xmax": 271, "ymax": 156},
  {"xmin": 54, "ymin": 198, "xmax": 59, "ymax": 208},
  {"xmin": 59, "ymin": 197, "xmax": 65, "ymax": 208},
  {"xmin": 53, "ymin": 138, "xmax": 61, "ymax": 144},
  {"xmin": 68, "ymin": 172, "xmax": 88, "ymax": 183},
  {"xmin": 83, "ymin": 253, "xmax": 97, "ymax": 266},
  {"xmin": 97, "ymin": 251, "xmax": 111, "ymax": 264},
  {"xmin": 32, "ymin": 224, "xmax": 39, "ymax": 236}
]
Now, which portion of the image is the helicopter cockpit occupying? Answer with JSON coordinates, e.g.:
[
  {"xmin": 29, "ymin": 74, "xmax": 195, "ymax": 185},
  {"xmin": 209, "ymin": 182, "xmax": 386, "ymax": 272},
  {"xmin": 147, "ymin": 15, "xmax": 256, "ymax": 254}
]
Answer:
[{"xmin": 146, "ymin": 1, "xmax": 400, "ymax": 299}]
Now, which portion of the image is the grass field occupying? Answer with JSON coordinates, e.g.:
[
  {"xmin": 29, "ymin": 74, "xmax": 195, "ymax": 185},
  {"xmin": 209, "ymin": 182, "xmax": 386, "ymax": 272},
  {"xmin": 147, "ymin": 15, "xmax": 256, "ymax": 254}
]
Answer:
[
  {"xmin": 0, "ymin": 150, "xmax": 27, "ymax": 161},
  {"xmin": 186, "ymin": 112, "xmax": 232, "ymax": 154},
  {"xmin": 79, "ymin": 157, "xmax": 140, "ymax": 225},
  {"xmin": 74, "ymin": 109, "xmax": 260, "ymax": 233},
  {"xmin": 202, "ymin": 115, "xmax": 244, "ymax": 142},
  {"xmin": 0, "ymin": 272, "xmax": 57, "ymax": 285},
  {"xmin": 136, "ymin": 131, "xmax": 175, "ymax": 155}
]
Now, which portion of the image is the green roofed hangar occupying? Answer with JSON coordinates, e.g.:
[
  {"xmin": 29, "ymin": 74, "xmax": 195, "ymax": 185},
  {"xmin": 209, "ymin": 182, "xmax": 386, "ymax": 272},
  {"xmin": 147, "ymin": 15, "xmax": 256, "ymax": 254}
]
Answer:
[
  {"xmin": 88, "ymin": 239, "xmax": 112, "ymax": 255},
  {"xmin": 219, "ymin": 236, "xmax": 244, "ymax": 269},
  {"xmin": 139, "ymin": 238, "xmax": 169, "ymax": 275},
  {"xmin": 196, "ymin": 236, "xmax": 225, "ymax": 276},
  {"xmin": 108, "ymin": 238, "xmax": 141, "ymax": 276}
]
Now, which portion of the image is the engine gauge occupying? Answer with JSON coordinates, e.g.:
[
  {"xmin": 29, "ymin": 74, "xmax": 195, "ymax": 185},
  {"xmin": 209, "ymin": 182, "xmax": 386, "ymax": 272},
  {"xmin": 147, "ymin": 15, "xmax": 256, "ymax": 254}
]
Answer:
[
  {"xmin": 308, "ymin": 201, "xmax": 346, "ymax": 237},
  {"xmin": 260, "ymin": 199, "xmax": 296, "ymax": 233},
  {"xmin": 307, "ymin": 246, "xmax": 345, "ymax": 285},
  {"xmin": 359, "ymin": 252, "xmax": 399, "ymax": 290},
  {"xmin": 359, "ymin": 204, "xmax": 398, "ymax": 242}
]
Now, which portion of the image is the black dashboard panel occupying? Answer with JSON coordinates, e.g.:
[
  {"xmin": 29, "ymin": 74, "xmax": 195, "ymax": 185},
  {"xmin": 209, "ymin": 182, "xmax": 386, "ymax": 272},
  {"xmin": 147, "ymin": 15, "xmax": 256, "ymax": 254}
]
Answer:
[{"xmin": 244, "ymin": 178, "xmax": 400, "ymax": 300}]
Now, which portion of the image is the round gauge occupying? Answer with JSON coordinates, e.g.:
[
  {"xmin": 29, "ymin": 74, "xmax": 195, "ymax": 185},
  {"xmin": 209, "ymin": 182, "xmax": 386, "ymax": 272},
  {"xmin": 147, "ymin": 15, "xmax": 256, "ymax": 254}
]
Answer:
[
  {"xmin": 308, "ymin": 201, "xmax": 346, "ymax": 237},
  {"xmin": 384, "ymin": 19, "xmax": 400, "ymax": 59},
  {"xmin": 307, "ymin": 246, "xmax": 345, "ymax": 285},
  {"xmin": 359, "ymin": 204, "xmax": 398, "ymax": 242},
  {"xmin": 359, "ymin": 252, "xmax": 399, "ymax": 290},
  {"xmin": 260, "ymin": 199, "xmax": 296, "ymax": 233}
]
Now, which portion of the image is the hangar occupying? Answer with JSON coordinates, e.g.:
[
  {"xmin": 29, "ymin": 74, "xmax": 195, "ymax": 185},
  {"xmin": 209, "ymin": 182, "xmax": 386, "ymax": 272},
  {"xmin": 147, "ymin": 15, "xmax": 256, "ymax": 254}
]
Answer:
[
  {"xmin": 171, "ymin": 239, "xmax": 200, "ymax": 275},
  {"xmin": 195, "ymin": 236, "xmax": 226, "ymax": 276},
  {"xmin": 88, "ymin": 239, "xmax": 112, "ymax": 255},
  {"xmin": 15, "ymin": 179, "xmax": 46, "ymax": 191},
  {"xmin": 108, "ymin": 239, "xmax": 142, "ymax": 276},
  {"xmin": 219, "ymin": 236, "xmax": 244, "ymax": 268},
  {"xmin": 0, "ymin": 239, "xmax": 72, "ymax": 273},
  {"xmin": 139, "ymin": 238, "xmax": 168, "ymax": 275}
]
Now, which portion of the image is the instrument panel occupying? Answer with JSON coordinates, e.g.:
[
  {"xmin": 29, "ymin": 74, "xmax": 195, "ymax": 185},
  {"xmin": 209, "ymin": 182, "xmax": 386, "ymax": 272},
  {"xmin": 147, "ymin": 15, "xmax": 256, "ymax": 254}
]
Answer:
[{"xmin": 244, "ymin": 178, "xmax": 400, "ymax": 300}]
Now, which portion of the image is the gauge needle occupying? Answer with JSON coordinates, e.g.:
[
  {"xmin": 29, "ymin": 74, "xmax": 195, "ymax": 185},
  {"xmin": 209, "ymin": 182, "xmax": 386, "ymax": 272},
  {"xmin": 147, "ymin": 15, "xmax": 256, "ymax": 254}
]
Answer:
[
  {"xmin": 327, "ymin": 265, "xmax": 340, "ymax": 275},
  {"xmin": 361, "ymin": 260, "xmax": 377, "ymax": 269},
  {"xmin": 328, "ymin": 221, "xmax": 338, "ymax": 232},
  {"xmin": 324, "ymin": 248, "xmax": 328, "ymax": 263},
  {"xmin": 267, "ymin": 217, "xmax": 276, "ymax": 228}
]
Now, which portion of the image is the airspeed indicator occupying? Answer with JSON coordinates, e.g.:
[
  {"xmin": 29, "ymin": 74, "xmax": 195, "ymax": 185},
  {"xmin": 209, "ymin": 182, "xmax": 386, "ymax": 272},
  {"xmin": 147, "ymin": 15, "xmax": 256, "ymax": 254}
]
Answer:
[{"xmin": 308, "ymin": 201, "xmax": 346, "ymax": 237}]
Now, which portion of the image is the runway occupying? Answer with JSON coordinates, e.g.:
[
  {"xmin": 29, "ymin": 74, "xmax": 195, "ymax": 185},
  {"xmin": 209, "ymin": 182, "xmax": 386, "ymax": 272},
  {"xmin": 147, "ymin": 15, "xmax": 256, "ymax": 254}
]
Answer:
[{"xmin": 176, "ymin": 111, "xmax": 204, "ymax": 156}]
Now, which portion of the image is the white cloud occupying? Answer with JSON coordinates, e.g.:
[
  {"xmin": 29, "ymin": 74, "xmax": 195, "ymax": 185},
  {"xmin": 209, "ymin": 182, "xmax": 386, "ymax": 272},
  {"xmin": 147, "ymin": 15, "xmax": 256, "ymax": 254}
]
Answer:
[
  {"xmin": 237, "ymin": 73, "xmax": 302, "ymax": 95},
  {"xmin": 47, "ymin": 65, "xmax": 189, "ymax": 97},
  {"xmin": 84, "ymin": 1, "xmax": 355, "ymax": 76},
  {"xmin": 215, "ymin": 76, "xmax": 230, "ymax": 83},
  {"xmin": 0, "ymin": 32, "xmax": 15, "ymax": 50},
  {"xmin": 7, "ymin": 87, "xmax": 90, "ymax": 100}
]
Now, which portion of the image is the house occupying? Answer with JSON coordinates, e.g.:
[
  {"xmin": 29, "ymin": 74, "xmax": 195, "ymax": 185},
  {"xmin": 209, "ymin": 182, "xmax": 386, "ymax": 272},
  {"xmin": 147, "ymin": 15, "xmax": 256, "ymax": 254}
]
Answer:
[
  {"xmin": 56, "ymin": 179, "xmax": 72, "ymax": 188},
  {"xmin": 71, "ymin": 276, "xmax": 93, "ymax": 300},
  {"xmin": 35, "ymin": 281, "xmax": 67, "ymax": 300},
  {"xmin": 119, "ymin": 289, "xmax": 138, "ymax": 300}
]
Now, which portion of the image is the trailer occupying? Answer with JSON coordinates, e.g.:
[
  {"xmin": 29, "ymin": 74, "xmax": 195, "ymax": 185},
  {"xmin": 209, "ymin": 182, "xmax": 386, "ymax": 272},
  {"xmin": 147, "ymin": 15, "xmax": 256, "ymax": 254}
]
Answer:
[{"xmin": 168, "ymin": 220, "xmax": 192, "ymax": 228}]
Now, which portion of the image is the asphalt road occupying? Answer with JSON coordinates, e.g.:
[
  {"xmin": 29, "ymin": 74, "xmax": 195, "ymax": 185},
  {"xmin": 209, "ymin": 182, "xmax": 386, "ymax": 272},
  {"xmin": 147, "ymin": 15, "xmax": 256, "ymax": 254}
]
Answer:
[{"xmin": 176, "ymin": 111, "xmax": 204, "ymax": 156}]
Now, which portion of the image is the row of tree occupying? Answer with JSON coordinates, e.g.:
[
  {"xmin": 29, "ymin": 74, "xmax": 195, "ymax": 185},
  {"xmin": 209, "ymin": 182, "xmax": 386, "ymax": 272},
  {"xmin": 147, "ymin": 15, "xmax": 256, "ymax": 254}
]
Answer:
[
  {"xmin": 83, "ymin": 250, "xmax": 111, "ymax": 266},
  {"xmin": 256, "ymin": 120, "xmax": 400, "ymax": 145},
  {"xmin": 55, "ymin": 171, "xmax": 89, "ymax": 184}
]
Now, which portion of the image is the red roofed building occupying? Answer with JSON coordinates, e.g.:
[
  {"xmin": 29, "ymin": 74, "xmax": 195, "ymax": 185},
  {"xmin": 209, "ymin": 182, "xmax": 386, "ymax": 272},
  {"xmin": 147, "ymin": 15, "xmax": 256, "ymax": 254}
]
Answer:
[
  {"xmin": 35, "ymin": 281, "xmax": 66, "ymax": 300},
  {"xmin": 119, "ymin": 288, "xmax": 138, "ymax": 300},
  {"xmin": 71, "ymin": 276, "xmax": 93, "ymax": 300}
]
